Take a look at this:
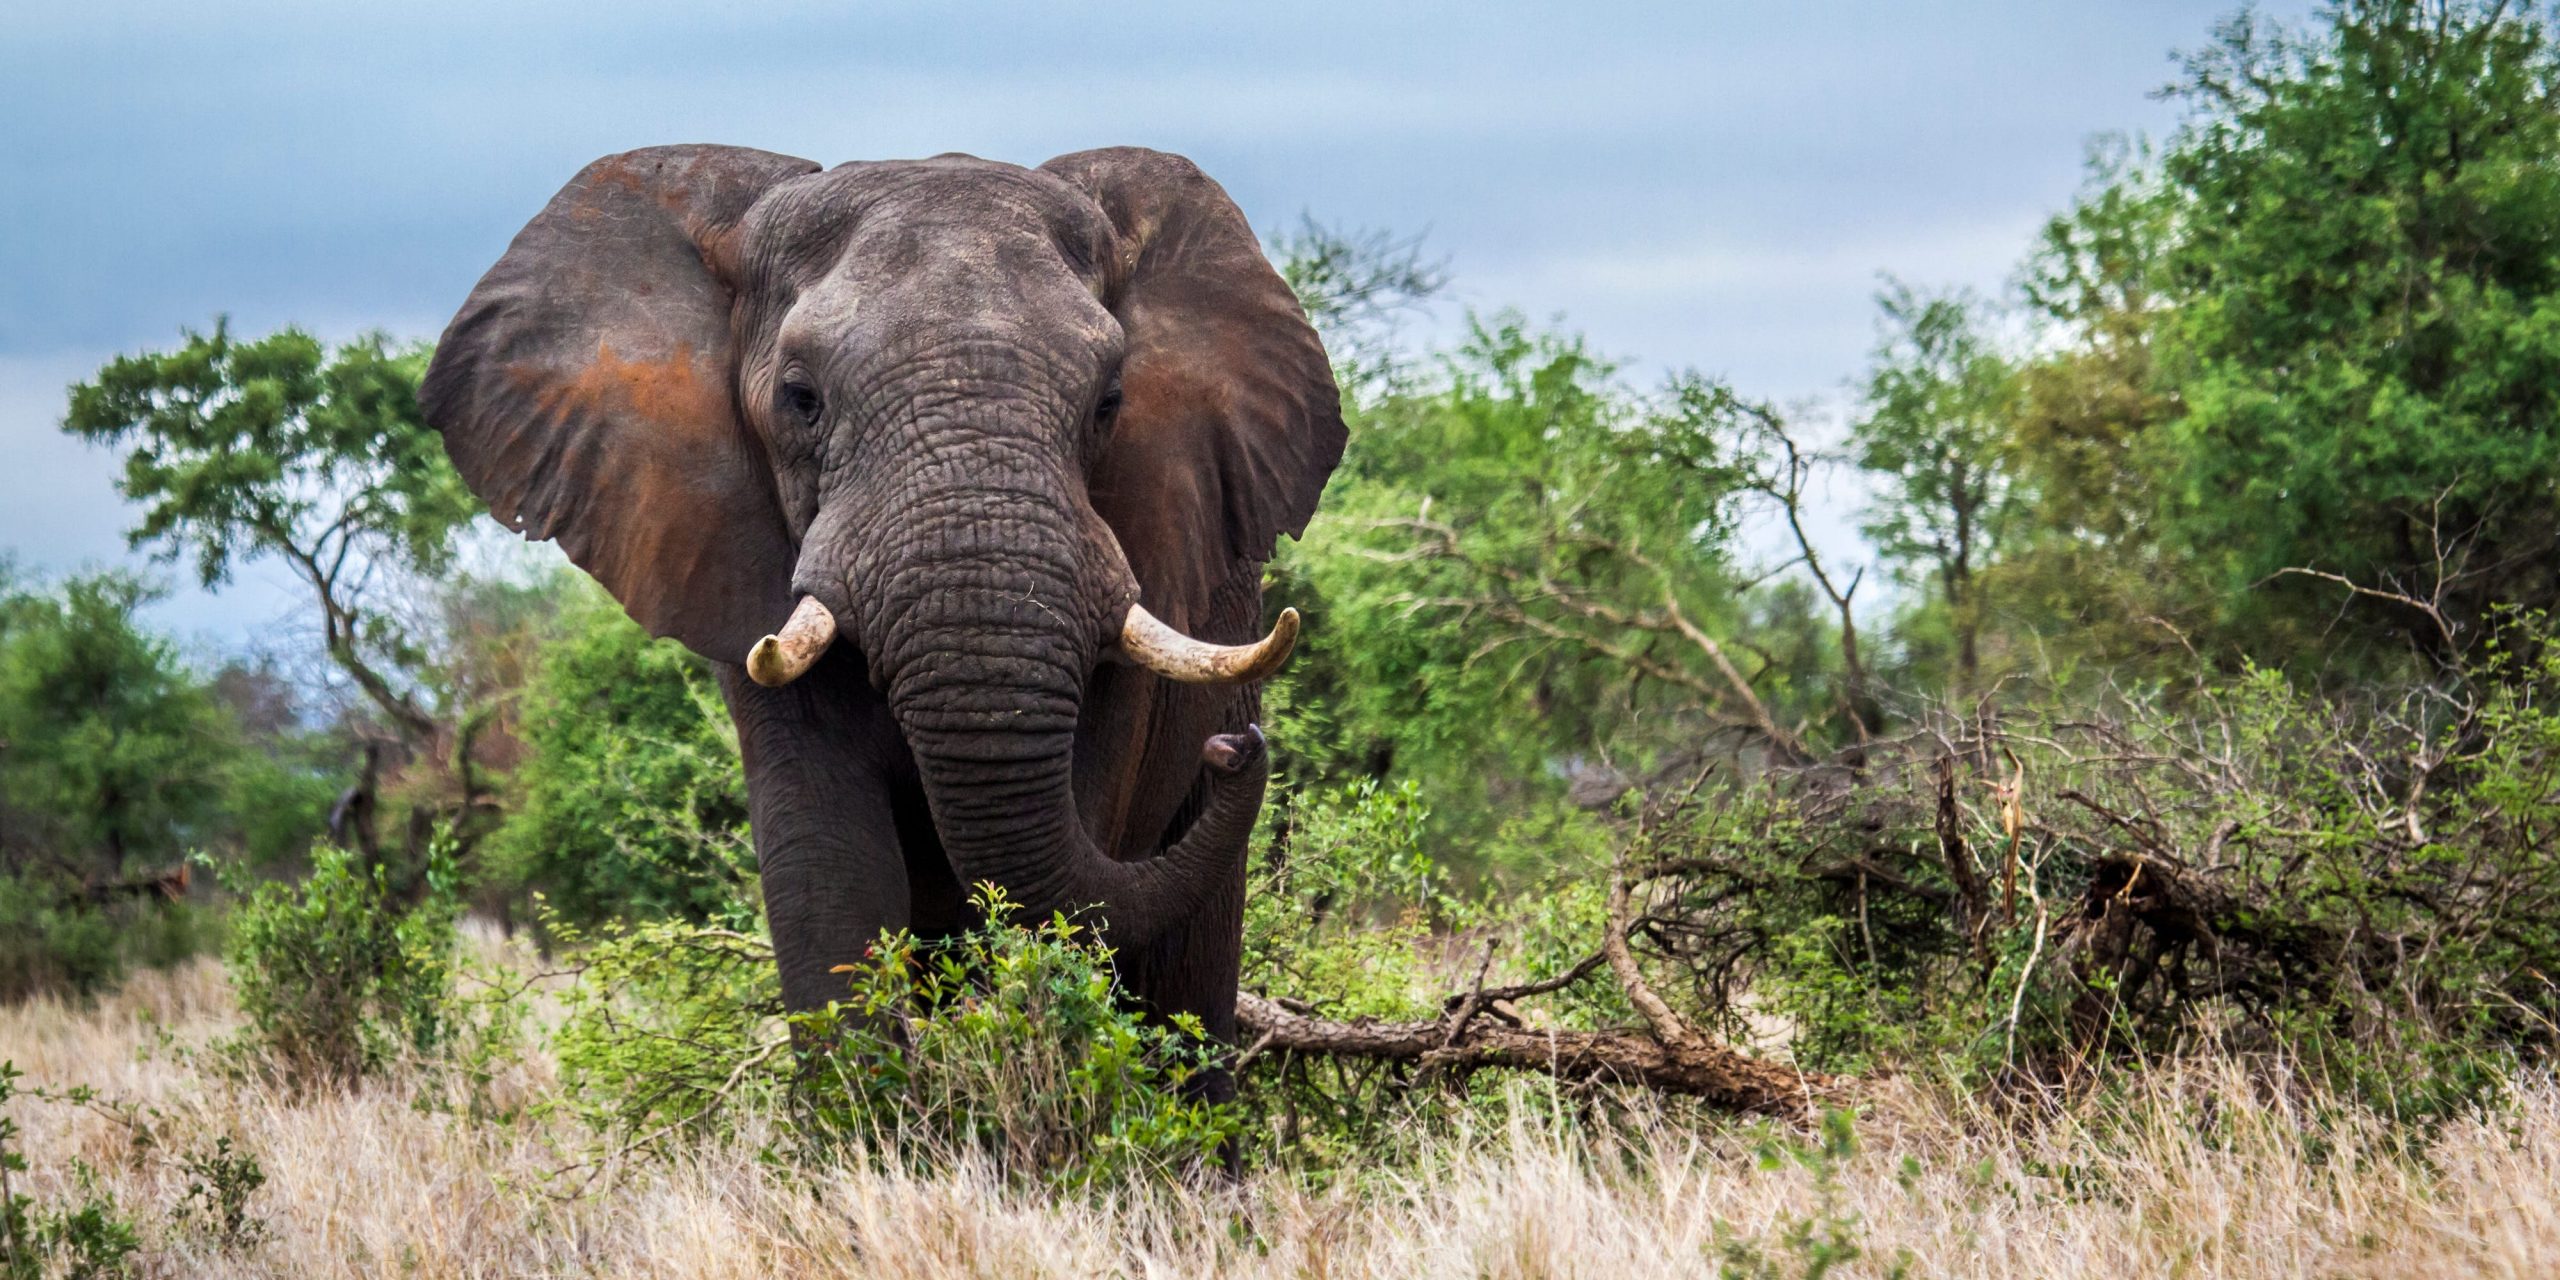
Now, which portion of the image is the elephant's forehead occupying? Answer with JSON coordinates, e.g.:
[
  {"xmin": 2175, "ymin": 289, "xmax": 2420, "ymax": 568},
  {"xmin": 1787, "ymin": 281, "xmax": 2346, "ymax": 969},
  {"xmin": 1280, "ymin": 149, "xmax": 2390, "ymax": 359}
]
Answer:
[{"xmin": 753, "ymin": 156, "xmax": 1111, "ymax": 277}]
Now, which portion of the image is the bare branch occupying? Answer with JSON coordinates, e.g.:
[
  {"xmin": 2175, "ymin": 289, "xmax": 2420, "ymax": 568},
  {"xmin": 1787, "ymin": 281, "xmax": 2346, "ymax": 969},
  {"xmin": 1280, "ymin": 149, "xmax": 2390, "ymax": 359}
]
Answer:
[{"xmin": 1234, "ymin": 992, "xmax": 1841, "ymax": 1116}]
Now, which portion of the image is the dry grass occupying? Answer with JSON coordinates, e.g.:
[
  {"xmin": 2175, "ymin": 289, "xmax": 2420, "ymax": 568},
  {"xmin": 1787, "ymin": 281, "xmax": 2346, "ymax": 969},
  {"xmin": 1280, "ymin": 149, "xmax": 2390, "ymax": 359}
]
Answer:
[{"xmin": 4, "ymin": 957, "xmax": 2559, "ymax": 1278}]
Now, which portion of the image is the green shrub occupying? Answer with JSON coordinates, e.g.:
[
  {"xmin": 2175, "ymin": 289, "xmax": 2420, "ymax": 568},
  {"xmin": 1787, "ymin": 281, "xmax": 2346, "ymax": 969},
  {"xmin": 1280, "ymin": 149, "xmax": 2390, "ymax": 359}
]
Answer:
[
  {"xmin": 174, "ymin": 1135, "xmax": 267, "ymax": 1252},
  {"xmin": 1714, "ymin": 1109, "xmax": 1897, "ymax": 1280},
  {"xmin": 551, "ymin": 886, "xmax": 1238, "ymax": 1189},
  {"xmin": 23, "ymin": 1170, "xmax": 140, "ymax": 1280},
  {"xmin": 0, "ymin": 574, "xmax": 232, "ymax": 885},
  {"xmin": 0, "ymin": 878, "xmax": 121, "ymax": 1005},
  {"xmin": 214, "ymin": 841, "xmax": 460, "ymax": 1084},
  {"xmin": 486, "ymin": 583, "xmax": 754, "ymax": 928},
  {"xmin": 0, "ymin": 1065, "xmax": 141, "ymax": 1280},
  {"xmin": 546, "ymin": 912, "xmax": 781, "ymax": 1145},
  {"xmin": 800, "ymin": 885, "xmax": 1241, "ymax": 1187},
  {"xmin": 0, "ymin": 1060, "xmax": 27, "ymax": 1276},
  {"xmin": 0, "ymin": 874, "xmax": 220, "ymax": 1005},
  {"xmin": 1245, "ymin": 777, "xmax": 1449, "ymax": 1022}
]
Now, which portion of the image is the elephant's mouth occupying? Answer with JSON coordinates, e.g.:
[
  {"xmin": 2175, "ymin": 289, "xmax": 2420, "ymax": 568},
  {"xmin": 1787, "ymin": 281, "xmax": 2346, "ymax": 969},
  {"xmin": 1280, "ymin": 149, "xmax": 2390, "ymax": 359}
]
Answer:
[{"xmin": 741, "ymin": 593, "xmax": 1300, "ymax": 691}]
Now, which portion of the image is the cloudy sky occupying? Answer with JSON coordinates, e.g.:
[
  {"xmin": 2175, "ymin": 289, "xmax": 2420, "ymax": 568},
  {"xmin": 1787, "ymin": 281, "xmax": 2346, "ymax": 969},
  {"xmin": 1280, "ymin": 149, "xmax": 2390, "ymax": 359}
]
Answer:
[{"xmin": 0, "ymin": 0, "xmax": 2310, "ymax": 650}]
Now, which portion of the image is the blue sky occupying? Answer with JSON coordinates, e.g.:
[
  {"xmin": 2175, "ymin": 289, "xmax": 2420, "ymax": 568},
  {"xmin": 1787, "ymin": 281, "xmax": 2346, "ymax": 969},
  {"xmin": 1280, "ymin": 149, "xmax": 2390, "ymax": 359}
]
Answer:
[{"xmin": 0, "ymin": 0, "xmax": 2311, "ymax": 652}]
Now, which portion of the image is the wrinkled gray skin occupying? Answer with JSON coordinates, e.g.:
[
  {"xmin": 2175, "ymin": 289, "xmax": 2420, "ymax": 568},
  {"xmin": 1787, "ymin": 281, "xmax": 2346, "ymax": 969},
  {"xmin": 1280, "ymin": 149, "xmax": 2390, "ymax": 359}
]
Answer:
[{"xmin": 420, "ymin": 146, "xmax": 1343, "ymax": 1084}]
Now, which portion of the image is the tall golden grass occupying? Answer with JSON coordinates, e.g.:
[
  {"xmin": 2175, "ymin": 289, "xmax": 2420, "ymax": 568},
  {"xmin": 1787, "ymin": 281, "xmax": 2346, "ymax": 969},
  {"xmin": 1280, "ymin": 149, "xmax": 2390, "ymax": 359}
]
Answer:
[{"xmin": 4, "ymin": 954, "xmax": 2557, "ymax": 1278}]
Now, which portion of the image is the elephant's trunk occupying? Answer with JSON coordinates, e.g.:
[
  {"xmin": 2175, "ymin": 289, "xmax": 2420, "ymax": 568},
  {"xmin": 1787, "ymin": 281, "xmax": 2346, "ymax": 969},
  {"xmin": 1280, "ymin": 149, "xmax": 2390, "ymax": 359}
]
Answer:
[
  {"xmin": 899, "ymin": 715, "xmax": 1258, "ymax": 949},
  {"xmin": 847, "ymin": 482, "xmax": 1261, "ymax": 949}
]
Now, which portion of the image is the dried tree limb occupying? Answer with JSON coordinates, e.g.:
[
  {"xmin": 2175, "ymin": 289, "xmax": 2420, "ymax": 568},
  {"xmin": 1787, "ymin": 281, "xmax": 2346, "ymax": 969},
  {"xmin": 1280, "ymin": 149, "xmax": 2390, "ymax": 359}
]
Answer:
[
  {"xmin": 1232, "ymin": 992, "xmax": 1842, "ymax": 1116},
  {"xmin": 1810, "ymin": 855, "xmax": 1951, "ymax": 908},
  {"xmin": 1448, "ymin": 952, "xmax": 1609, "ymax": 1007},
  {"xmin": 1934, "ymin": 756, "xmax": 1993, "ymax": 970},
  {"xmin": 1604, "ymin": 844, "xmax": 1713, "ymax": 1060},
  {"xmin": 1657, "ymin": 581, "xmax": 1812, "ymax": 763},
  {"xmin": 1737, "ymin": 413, "xmax": 1874, "ymax": 743},
  {"xmin": 1235, "ymin": 790, "xmax": 1848, "ymax": 1118},
  {"xmin": 2054, "ymin": 787, "xmax": 2172, "ymax": 859}
]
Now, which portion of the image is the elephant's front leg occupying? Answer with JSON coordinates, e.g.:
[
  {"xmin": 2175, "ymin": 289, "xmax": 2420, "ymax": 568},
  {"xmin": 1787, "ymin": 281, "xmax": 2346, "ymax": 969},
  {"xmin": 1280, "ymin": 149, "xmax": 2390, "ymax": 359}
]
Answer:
[{"xmin": 718, "ymin": 659, "xmax": 914, "ymax": 1014}]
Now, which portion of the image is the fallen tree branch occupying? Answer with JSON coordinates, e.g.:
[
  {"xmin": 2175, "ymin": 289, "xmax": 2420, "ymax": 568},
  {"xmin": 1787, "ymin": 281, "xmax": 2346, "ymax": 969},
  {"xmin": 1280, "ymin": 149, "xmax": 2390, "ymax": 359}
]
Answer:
[
  {"xmin": 1232, "ymin": 991, "xmax": 1844, "ymax": 1117},
  {"xmin": 1605, "ymin": 842, "xmax": 1714, "ymax": 1061},
  {"xmin": 81, "ymin": 861, "xmax": 191, "ymax": 905},
  {"xmin": 1235, "ymin": 800, "xmax": 1849, "ymax": 1118},
  {"xmin": 1444, "ymin": 951, "xmax": 1609, "ymax": 1008}
]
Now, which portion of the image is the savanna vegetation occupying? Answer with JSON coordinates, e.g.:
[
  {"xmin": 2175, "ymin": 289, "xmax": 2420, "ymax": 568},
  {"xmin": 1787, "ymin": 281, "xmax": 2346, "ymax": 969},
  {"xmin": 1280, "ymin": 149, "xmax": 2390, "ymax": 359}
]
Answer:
[{"xmin": 9, "ymin": 3, "xmax": 2560, "ymax": 1275}]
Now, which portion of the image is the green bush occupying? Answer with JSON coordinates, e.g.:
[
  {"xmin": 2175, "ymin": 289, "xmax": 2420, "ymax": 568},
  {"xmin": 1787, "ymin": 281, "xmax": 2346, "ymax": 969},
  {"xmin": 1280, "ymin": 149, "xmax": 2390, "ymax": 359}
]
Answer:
[
  {"xmin": 1714, "ymin": 1109, "xmax": 1896, "ymax": 1280},
  {"xmin": 214, "ymin": 842, "xmax": 460, "ymax": 1084},
  {"xmin": 801, "ymin": 885, "xmax": 1241, "ymax": 1187},
  {"xmin": 546, "ymin": 913, "xmax": 781, "ymax": 1145},
  {"xmin": 21, "ymin": 1172, "xmax": 140, "ymax": 1280},
  {"xmin": 0, "ymin": 1060, "xmax": 26, "ymax": 1273},
  {"xmin": 0, "ymin": 568, "xmax": 322, "ymax": 1007},
  {"xmin": 0, "ymin": 874, "xmax": 219, "ymax": 1006},
  {"xmin": 0, "ymin": 574, "xmax": 233, "ymax": 885},
  {"xmin": 485, "ymin": 582, "xmax": 753, "ymax": 927},
  {"xmin": 1245, "ymin": 777, "xmax": 1449, "ymax": 1022},
  {"xmin": 0, "ymin": 877, "xmax": 121, "ymax": 1005},
  {"xmin": 551, "ymin": 886, "xmax": 1238, "ymax": 1189},
  {"xmin": 0, "ymin": 1065, "xmax": 142, "ymax": 1280},
  {"xmin": 173, "ymin": 1135, "xmax": 267, "ymax": 1252}
]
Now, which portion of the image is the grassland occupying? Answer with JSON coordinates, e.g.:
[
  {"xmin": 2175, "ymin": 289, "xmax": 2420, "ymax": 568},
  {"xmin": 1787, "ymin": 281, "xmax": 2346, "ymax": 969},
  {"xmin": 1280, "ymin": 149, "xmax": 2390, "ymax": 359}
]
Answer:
[{"xmin": 5, "ymin": 948, "xmax": 2559, "ymax": 1278}]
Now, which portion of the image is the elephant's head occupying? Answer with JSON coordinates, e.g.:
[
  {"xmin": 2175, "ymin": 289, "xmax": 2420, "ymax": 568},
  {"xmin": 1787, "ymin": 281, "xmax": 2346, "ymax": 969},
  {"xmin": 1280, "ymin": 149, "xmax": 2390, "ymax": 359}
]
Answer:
[{"xmin": 420, "ymin": 146, "xmax": 1341, "ymax": 945}]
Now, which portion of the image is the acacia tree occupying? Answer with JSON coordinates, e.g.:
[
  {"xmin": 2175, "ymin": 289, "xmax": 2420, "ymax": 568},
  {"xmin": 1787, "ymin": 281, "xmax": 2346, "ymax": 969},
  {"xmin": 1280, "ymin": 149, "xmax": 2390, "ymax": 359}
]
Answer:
[
  {"xmin": 1296, "ymin": 316, "xmax": 1843, "ymax": 808},
  {"xmin": 1852, "ymin": 281, "xmax": 2020, "ymax": 693},
  {"xmin": 1983, "ymin": 140, "xmax": 2204, "ymax": 667},
  {"xmin": 2145, "ymin": 1, "xmax": 2560, "ymax": 661},
  {"xmin": 62, "ymin": 321, "xmax": 482, "ymax": 859}
]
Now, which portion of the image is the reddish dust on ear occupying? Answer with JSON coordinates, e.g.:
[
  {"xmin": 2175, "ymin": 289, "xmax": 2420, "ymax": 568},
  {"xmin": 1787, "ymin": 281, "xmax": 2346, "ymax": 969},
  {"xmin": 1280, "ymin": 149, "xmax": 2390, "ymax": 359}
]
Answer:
[
  {"xmin": 524, "ymin": 343, "xmax": 729, "ymax": 431},
  {"xmin": 583, "ymin": 151, "xmax": 671, "ymax": 201}
]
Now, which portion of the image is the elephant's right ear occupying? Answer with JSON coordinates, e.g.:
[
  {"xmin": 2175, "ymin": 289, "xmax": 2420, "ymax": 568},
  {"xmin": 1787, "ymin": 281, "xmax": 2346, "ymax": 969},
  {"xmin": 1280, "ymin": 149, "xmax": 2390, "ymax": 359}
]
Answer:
[{"xmin": 421, "ymin": 145, "xmax": 819, "ymax": 664}]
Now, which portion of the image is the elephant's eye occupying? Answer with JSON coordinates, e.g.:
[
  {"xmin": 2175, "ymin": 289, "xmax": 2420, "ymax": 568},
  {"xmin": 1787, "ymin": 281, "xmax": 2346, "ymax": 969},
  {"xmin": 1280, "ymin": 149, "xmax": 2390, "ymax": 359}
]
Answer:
[
  {"xmin": 779, "ymin": 379, "xmax": 824, "ymax": 427},
  {"xmin": 1093, "ymin": 380, "xmax": 1123, "ymax": 433}
]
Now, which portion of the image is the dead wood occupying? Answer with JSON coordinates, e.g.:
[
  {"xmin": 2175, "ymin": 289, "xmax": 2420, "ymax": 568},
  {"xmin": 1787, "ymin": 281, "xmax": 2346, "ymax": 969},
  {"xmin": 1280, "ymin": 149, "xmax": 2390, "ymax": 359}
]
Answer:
[
  {"xmin": 1232, "ymin": 991, "xmax": 1843, "ymax": 1117},
  {"xmin": 1234, "ymin": 770, "xmax": 1849, "ymax": 1119},
  {"xmin": 1935, "ymin": 756, "xmax": 1995, "ymax": 971},
  {"xmin": 2061, "ymin": 853, "xmax": 2355, "ymax": 1019}
]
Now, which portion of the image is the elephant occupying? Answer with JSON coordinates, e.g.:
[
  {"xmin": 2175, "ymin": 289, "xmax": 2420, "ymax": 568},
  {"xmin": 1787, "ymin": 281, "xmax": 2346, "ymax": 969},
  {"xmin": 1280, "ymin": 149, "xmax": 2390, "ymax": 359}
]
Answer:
[{"xmin": 419, "ymin": 145, "xmax": 1343, "ymax": 1084}]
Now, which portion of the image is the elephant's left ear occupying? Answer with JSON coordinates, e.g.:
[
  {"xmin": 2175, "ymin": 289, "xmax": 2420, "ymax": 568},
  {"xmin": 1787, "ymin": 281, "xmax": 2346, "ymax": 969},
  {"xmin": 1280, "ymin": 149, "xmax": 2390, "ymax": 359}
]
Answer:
[
  {"xmin": 1040, "ymin": 149, "xmax": 1345, "ymax": 613},
  {"xmin": 419, "ymin": 145, "xmax": 818, "ymax": 665}
]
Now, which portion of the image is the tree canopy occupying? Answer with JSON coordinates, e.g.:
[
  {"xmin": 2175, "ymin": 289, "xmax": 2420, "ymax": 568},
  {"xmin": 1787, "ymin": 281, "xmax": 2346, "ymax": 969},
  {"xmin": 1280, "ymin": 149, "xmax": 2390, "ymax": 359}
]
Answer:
[
  {"xmin": 63, "ymin": 322, "xmax": 477, "ymax": 743},
  {"xmin": 2109, "ymin": 0, "xmax": 2560, "ymax": 660}
]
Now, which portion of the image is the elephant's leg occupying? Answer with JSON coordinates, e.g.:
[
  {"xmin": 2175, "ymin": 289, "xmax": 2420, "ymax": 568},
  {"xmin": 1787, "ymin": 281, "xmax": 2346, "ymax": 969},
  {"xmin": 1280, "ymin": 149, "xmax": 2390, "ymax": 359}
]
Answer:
[{"xmin": 719, "ymin": 657, "xmax": 912, "ymax": 1014}]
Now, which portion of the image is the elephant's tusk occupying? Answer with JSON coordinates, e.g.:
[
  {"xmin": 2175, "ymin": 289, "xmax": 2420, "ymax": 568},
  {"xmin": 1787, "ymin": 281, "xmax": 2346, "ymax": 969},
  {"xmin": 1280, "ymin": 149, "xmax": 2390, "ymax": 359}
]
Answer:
[
  {"xmin": 746, "ymin": 595, "xmax": 838, "ymax": 687},
  {"xmin": 1119, "ymin": 603, "xmax": 1300, "ymax": 685}
]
